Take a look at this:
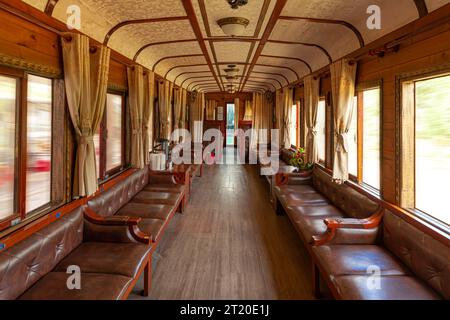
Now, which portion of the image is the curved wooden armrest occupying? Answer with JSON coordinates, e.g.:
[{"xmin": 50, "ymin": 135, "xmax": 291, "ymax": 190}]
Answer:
[
  {"xmin": 275, "ymin": 172, "xmax": 313, "ymax": 186},
  {"xmin": 311, "ymin": 208, "xmax": 384, "ymax": 246},
  {"xmin": 84, "ymin": 207, "xmax": 150, "ymax": 245}
]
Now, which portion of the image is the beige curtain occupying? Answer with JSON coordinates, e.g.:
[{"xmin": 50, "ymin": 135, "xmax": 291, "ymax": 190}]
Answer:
[
  {"xmin": 190, "ymin": 92, "xmax": 205, "ymax": 143},
  {"xmin": 282, "ymin": 88, "xmax": 293, "ymax": 148},
  {"xmin": 127, "ymin": 65, "xmax": 145, "ymax": 169},
  {"xmin": 251, "ymin": 92, "xmax": 272, "ymax": 150},
  {"xmin": 205, "ymin": 100, "xmax": 217, "ymax": 120},
  {"xmin": 173, "ymin": 87, "xmax": 183, "ymax": 132},
  {"xmin": 143, "ymin": 71, "xmax": 155, "ymax": 164},
  {"xmin": 158, "ymin": 80, "xmax": 173, "ymax": 140},
  {"xmin": 243, "ymin": 100, "xmax": 253, "ymax": 121},
  {"xmin": 330, "ymin": 59, "xmax": 357, "ymax": 183},
  {"xmin": 304, "ymin": 75, "xmax": 320, "ymax": 163},
  {"xmin": 234, "ymin": 97, "xmax": 240, "ymax": 133},
  {"xmin": 180, "ymin": 89, "xmax": 188, "ymax": 129},
  {"xmin": 61, "ymin": 33, "xmax": 110, "ymax": 197}
]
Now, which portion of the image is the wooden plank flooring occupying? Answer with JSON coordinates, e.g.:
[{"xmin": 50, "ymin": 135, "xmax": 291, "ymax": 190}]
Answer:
[{"xmin": 130, "ymin": 153, "xmax": 314, "ymax": 300}]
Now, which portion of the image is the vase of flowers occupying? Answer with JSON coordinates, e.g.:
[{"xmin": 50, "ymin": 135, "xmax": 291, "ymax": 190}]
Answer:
[{"xmin": 289, "ymin": 147, "xmax": 314, "ymax": 176}]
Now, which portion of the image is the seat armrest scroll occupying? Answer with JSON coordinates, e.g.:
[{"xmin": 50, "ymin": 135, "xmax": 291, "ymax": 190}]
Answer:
[{"xmin": 275, "ymin": 172, "xmax": 312, "ymax": 186}]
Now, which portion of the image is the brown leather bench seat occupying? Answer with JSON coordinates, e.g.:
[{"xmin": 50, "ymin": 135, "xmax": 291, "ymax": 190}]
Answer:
[
  {"xmin": 311, "ymin": 210, "xmax": 449, "ymax": 300},
  {"xmin": 87, "ymin": 166, "xmax": 186, "ymax": 244},
  {"xmin": 0, "ymin": 206, "xmax": 151, "ymax": 300}
]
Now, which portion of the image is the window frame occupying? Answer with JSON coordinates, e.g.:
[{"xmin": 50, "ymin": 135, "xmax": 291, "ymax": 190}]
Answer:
[
  {"xmin": 397, "ymin": 66, "xmax": 450, "ymax": 233},
  {"xmin": 96, "ymin": 90, "xmax": 127, "ymax": 182},
  {"xmin": 348, "ymin": 81, "xmax": 383, "ymax": 195},
  {"xmin": 0, "ymin": 66, "xmax": 60, "ymax": 233}
]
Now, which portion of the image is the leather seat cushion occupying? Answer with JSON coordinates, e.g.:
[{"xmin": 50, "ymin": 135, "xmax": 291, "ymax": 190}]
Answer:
[
  {"xmin": 277, "ymin": 184, "xmax": 318, "ymax": 195},
  {"xmin": 132, "ymin": 191, "xmax": 181, "ymax": 205},
  {"xmin": 287, "ymin": 204, "xmax": 345, "ymax": 219},
  {"xmin": 313, "ymin": 245, "xmax": 412, "ymax": 276},
  {"xmin": 55, "ymin": 242, "xmax": 150, "ymax": 278},
  {"xmin": 19, "ymin": 272, "xmax": 132, "ymax": 300},
  {"xmin": 137, "ymin": 218, "xmax": 166, "ymax": 243},
  {"xmin": 332, "ymin": 275, "xmax": 442, "ymax": 300},
  {"xmin": 276, "ymin": 189, "xmax": 329, "ymax": 208},
  {"xmin": 143, "ymin": 184, "xmax": 185, "ymax": 193},
  {"xmin": 117, "ymin": 202, "xmax": 175, "ymax": 221}
]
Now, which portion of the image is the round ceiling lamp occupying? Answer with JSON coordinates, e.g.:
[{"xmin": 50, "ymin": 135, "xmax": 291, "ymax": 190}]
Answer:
[
  {"xmin": 224, "ymin": 65, "xmax": 240, "ymax": 78},
  {"xmin": 217, "ymin": 17, "xmax": 250, "ymax": 37}
]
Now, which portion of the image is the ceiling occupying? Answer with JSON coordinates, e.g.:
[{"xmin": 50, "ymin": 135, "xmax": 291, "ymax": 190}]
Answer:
[{"xmin": 22, "ymin": 0, "xmax": 450, "ymax": 92}]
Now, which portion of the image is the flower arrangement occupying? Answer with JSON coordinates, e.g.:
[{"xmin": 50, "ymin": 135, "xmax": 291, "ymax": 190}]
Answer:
[{"xmin": 289, "ymin": 147, "xmax": 314, "ymax": 171}]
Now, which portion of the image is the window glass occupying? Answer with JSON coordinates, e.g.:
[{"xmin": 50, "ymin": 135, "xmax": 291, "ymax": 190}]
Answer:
[
  {"xmin": 348, "ymin": 96, "xmax": 358, "ymax": 176},
  {"xmin": 362, "ymin": 88, "xmax": 381, "ymax": 189},
  {"xmin": 106, "ymin": 94, "xmax": 123, "ymax": 172},
  {"xmin": 415, "ymin": 75, "xmax": 450, "ymax": 225},
  {"xmin": 317, "ymin": 100, "xmax": 326, "ymax": 162},
  {"xmin": 26, "ymin": 75, "xmax": 52, "ymax": 213},
  {"xmin": 0, "ymin": 76, "xmax": 17, "ymax": 220},
  {"xmin": 290, "ymin": 103, "xmax": 298, "ymax": 146}
]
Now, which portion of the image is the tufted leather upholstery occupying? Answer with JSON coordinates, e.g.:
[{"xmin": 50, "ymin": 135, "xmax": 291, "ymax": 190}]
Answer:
[{"xmin": 0, "ymin": 206, "xmax": 151, "ymax": 300}]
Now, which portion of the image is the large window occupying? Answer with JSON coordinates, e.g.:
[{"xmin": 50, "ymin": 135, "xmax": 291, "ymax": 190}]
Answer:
[
  {"xmin": 316, "ymin": 99, "xmax": 326, "ymax": 163},
  {"xmin": 414, "ymin": 75, "xmax": 450, "ymax": 225},
  {"xmin": 95, "ymin": 92, "xmax": 125, "ymax": 180},
  {"xmin": 0, "ymin": 71, "xmax": 54, "ymax": 229},
  {"xmin": 348, "ymin": 87, "xmax": 381, "ymax": 190}
]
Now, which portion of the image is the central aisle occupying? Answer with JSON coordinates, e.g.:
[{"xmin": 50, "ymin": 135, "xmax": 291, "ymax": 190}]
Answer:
[{"xmin": 131, "ymin": 151, "xmax": 314, "ymax": 300}]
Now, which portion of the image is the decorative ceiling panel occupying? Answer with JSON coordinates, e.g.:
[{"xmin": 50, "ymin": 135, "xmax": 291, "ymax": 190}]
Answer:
[
  {"xmin": 214, "ymin": 42, "xmax": 252, "ymax": 63},
  {"xmin": 176, "ymin": 72, "xmax": 213, "ymax": 85},
  {"xmin": 137, "ymin": 41, "xmax": 202, "ymax": 67},
  {"xmin": 156, "ymin": 55, "xmax": 207, "ymax": 77},
  {"xmin": 262, "ymin": 42, "xmax": 329, "ymax": 72},
  {"xmin": 281, "ymin": 0, "xmax": 418, "ymax": 44},
  {"xmin": 22, "ymin": 0, "xmax": 46, "ymax": 11},
  {"xmin": 256, "ymin": 56, "xmax": 310, "ymax": 80},
  {"xmin": 426, "ymin": 0, "xmax": 450, "ymax": 11},
  {"xmin": 252, "ymin": 65, "xmax": 297, "ymax": 83},
  {"xmin": 166, "ymin": 65, "xmax": 212, "ymax": 82},
  {"xmin": 271, "ymin": 20, "xmax": 360, "ymax": 62}
]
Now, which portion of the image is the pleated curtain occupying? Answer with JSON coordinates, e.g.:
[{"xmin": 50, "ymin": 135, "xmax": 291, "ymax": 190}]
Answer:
[
  {"xmin": 282, "ymin": 88, "xmax": 293, "ymax": 149},
  {"xmin": 304, "ymin": 75, "xmax": 320, "ymax": 163},
  {"xmin": 180, "ymin": 89, "xmax": 188, "ymax": 129},
  {"xmin": 127, "ymin": 65, "xmax": 145, "ymax": 169},
  {"xmin": 234, "ymin": 97, "xmax": 240, "ymax": 132},
  {"xmin": 143, "ymin": 70, "xmax": 155, "ymax": 164},
  {"xmin": 190, "ymin": 92, "xmax": 205, "ymax": 143},
  {"xmin": 158, "ymin": 80, "xmax": 173, "ymax": 140},
  {"xmin": 61, "ymin": 33, "xmax": 110, "ymax": 197},
  {"xmin": 251, "ymin": 92, "xmax": 272, "ymax": 150},
  {"xmin": 173, "ymin": 87, "xmax": 183, "ymax": 130},
  {"xmin": 330, "ymin": 59, "xmax": 357, "ymax": 183},
  {"xmin": 243, "ymin": 100, "xmax": 253, "ymax": 121},
  {"xmin": 205, "ymin": 100, "xmax": 217, "ymax": 120}
]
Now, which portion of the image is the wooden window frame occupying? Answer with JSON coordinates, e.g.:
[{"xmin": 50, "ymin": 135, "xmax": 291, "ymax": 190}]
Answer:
[
  {"xmin": 0, "ymin": 66, "xmax": 65, "ymax": 233},
  {"xmin": 397, "ymin": 67, "xmax": 450, "ymax": 232},
  {"xmin": 97, "ymin": 91, "xmax": 127, "ymax": 182},
  {"xmin": 348, "ymin": 81, "xmax": 383, "ymax": 195}
]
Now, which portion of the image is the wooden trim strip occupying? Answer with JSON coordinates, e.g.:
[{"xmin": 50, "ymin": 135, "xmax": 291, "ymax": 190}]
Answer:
[
  {"xmin": 182, "ymin": 75, "xmax": 282, "ymax": 89},
  {"xmin": 133, "ymin": 39, "xmax": 198, "ymax": 62},
  {"xmin": 44, "ymin": 0, "xmax": 58, "ymax": 16},
  {"xmin": 152, "ymin": 54, "xmax": 204, "ymax": 72},
  {"xmin": 260, "ymin": 54, "xmax": 312, "ymax": 73},
  {"xmin": 266, "ymin": 39, "xmax": 333, "ymax": 63},
  {"xmin": 103, "ymin": 16, "xmax": 189, "ymax": 45},
  {"xmin": 414, "ymin": 0, "xmax": 429, "ymax": 18},
  {"xmin": 279, "ymin": 16, "xmax": 365, "ymax": 47}
]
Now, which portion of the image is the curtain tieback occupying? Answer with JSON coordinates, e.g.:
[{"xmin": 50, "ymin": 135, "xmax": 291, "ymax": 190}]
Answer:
[
  {"xmin": 335, "ymin": 132, "xmax": 349, "ymax": 153},
  {"xmin": 307, "ymin": 129, "xmax": 317, "ymax": 139},
  {"xmin": 79, "ymin": 135, "xmax": 94, "ymax": 145}
]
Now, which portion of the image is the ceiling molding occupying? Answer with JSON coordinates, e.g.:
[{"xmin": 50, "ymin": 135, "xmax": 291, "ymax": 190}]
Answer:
[
  {"xmin": 103, "ymin": 16, "xmax": 189, "ymax": 45},
  {"xmin": 266, "ymin": 39, "xmax": 333, "ymax": 63},
  {"xmin": 181, "ymin": 75, "xmax": 216, "ymax": 87},
  {"xmin": 260, "ymin": 54, "xmax": 312, "ymax": 73},
  {"xmin": 133, "ymin": 39, "xmax": 198, "ymax": 62},
  {"xmin": 174, "ymin": 70, "xmax": 213, "ymax": 84},
  {"xmin": 181, "ymin": 0, "xmax": 222, "ymax": 91},
  {"xmin": 278, "ymin": 16, "xmax": 365, "ymax": 47},
  {"xmin": 44, "ymin": 0, "xmax": 58, "ymax": 15},
  {"xmin": 413, "ymin": 0, "xmax": 429, "ymax": 18},
  {"xmin": 188, "ymin": 80, "xmax": 219, "ymax": 90},
  {"xmin": 182, "ymin": 75, "xmax": 281, "ymax": 90},
  {"xmin": 152, "ymin": 54, "xmax": 204, "ymax": 71},
  {"xmin": 251, "ymin": 71, "xmax": 289, "ymax": 86},
  {"xmin": 241, "ymin": 0, "xmax": 288, "ymax": 92}
]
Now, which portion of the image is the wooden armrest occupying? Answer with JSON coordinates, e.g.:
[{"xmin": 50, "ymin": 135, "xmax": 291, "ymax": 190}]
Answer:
[
  {"xmin": 311, "ymin": 208, "xmax": 384, "ymax": 246},
  {"xmin": 275, "ymin": 172, "xmax": 312, "ymax": 186},
  {"xmin": 84, "ymin": 207, "xmax": 150, "ymax": 245}
]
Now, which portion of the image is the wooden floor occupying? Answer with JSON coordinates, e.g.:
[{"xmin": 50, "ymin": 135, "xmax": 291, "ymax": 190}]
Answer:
[{"xmin": 130, "ymin": 149, "xmax": 314, "ymax": 300}]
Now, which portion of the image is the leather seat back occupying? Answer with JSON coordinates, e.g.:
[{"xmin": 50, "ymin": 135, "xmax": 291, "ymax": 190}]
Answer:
[
  {"xmin": 312, "ymin": 168, "xmax": 380, "ymax": 219},
  {"xmin": 87, "ymin": 167, "xmax": 149, "ymax": 217},
  {"xmin": 0, "ymin": 207, "xmax": 84, "ymax": 299},
  {"xmin": 383, "ymin": 210, "xmax": 450, "ymax": 299}
]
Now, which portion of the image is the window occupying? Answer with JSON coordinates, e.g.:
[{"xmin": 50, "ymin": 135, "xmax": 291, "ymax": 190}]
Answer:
[
  {"xmin": 348, "ymin": 87, "xmax": 381, "ymax": 190},
  {"xmin": 0, "ymin": 75, "xmax": 17, "ymax": 221},
  {"xmin": 0, "ymin": 71, "xmax": 54, "ymax": 229},
  {"xmin": 290, "ymin": 102, "xmax": 298, "ymax": 146},
  {"xmin": 414, "ymin": 75, "xmax": 450, "ymax": 225},
  {"xmin": 317, "ymin": 99, "xmax": 326, "ymax": 163},
  {"xmin": 95, "ymin": 92, "xmax": 125, "ymax": 180},
  {"xmin": 26, "ymin": 75, "xmax": 52, "ymax": 213}
]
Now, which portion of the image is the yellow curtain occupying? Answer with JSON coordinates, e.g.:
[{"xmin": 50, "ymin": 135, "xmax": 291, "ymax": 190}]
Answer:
[
  {"xmin": 127, "ymin": 65, "xmax": 145, "ymax": 169},
  {"xmin": 190, "ymin": 92, "xmax": 205, "ymax": 143},
  {"xmin": 331, "ymin": 59, "xmax": 357, "ymax": 183},
  {"xmin": 61, "ymin": 33, "xmax": 110, "ymax": 197},
  {"xmin": 304, "ymin": 75, "xmax": 320, "ymax": 163},
  {"xmin": 234, "ymin": 97, "xmax": 240, "ymax": 132},
  {"xmin": 243, "ymin": 100, "xmax": 253, "ymax": 121},
  {"xmin": 205, "ymin": 100, "xmax": 217, "ymax": 120},
  {"xmin": 282, "ymin": 88, "xmax": 294, "ymax": 148},
  {"xmin": 158, "ymin": 80, "xmax": 173, "ymax": 140},
  {"xmin": 180, "ymin": 89, "xmax": 188, "ymax": 129},
  {"xmin": 173, "ymin": 87, "xmax": 183, "ymax": 131},
  {"xmin": 143, "ymin": 70, "xmax": 155, "ymax": 164},
  {"xmin": 251, "ymin": 92, "xmax": 272, "ymax": 151}
]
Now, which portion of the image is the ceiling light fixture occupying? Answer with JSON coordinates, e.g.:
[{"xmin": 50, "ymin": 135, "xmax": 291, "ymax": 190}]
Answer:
[
  {"xmin": 217, "ymin": 17, "xmax": 250, "ymax": 37},
  {"xmin": 227, "ymin": 0, "xmax": 248, "ymax": 10}
]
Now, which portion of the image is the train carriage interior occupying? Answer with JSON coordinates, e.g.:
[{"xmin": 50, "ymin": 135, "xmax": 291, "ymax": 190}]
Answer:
[{"xmin": 0, "ymin": 0, "xmax": 449, "ymax": 307}]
